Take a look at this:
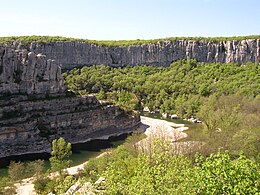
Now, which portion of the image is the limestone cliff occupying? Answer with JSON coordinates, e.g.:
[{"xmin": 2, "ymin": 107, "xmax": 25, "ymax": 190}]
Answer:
[
  {"xmin": 0, "ymin": 46, "xmax": 65, "ymax": 94},
  {"xmin": 28, "ymin": 39, "xmax": 260, "ymax": 69},
  {"xmin": 0, "ymin": 94, "xmax": 140, "ymax": 158},
  {"xmin": 0, "ymin": 45, "xmax": 140, "ymax": 159}
]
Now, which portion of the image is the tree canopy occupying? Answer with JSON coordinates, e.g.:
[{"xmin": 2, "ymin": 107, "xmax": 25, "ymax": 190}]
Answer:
[
  {"xmin": 49, "ymin": 137, "xmax": 72, "ymax": 174},
  {"xmin": 63, "ymin": 60, "xmax": 260, "ymax": 117},
  {"xmin": 1, "ymin": 35, "xmax": 260, "ymax": 47}
]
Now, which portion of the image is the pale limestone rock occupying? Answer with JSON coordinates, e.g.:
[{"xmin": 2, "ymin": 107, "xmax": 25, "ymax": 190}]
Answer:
[
  {"xmin": 0, "ymin": 94, "xmax": 140, "ymax": 158},
  {"xmin": 29, "ymin": 39, "xmax": 260, "ymax": 69},
  {"xmin": 0, "ymin": 46, "xmax": 65, "ymax": 94}
]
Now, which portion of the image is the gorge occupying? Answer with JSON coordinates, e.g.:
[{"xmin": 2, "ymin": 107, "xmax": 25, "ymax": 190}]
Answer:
[
  {"xmin": 0, "ymin": 35, "xmax": 259, "ymax": 163},
  {"xmin": 0, "ymin": 36, "xmax": 259, "ymax": 194},
  {"xmin": 0, "ymin": 44, "xmax": 140, "ymax": 162}
]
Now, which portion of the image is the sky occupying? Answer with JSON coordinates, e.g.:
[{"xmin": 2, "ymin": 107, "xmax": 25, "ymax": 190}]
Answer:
[{"xmin": 0, "ymin": 0, "xmax": 259, "ymax": 40}]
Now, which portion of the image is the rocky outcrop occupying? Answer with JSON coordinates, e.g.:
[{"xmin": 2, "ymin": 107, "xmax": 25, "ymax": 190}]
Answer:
[
  {"xmin": 29, "ymin": 39, "xmax": 260, "ymax": 69},
  {"xmin": 0, "ymin": 46, "xmax": 65, "ymax": 94},
  {"xmin": 0, "ymin": 94, "xmax": 140, "ymax": 158},
  {"xmin": 0, "ymin": 46, "xmax": 140, "ymax": 159}
]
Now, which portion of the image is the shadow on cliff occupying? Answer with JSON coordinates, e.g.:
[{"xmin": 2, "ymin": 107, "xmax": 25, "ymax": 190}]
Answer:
[{"xmin": 138, "ymin": 123, "xmax": 150, "ymax": 132}]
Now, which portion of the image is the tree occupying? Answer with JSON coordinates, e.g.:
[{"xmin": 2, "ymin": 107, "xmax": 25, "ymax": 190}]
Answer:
[
  {"xmin": 8, "ymin": 161, "xmax": 25, "ymax": 181},
  {"xmin": 0, "ymin": 176, "xmax": 16, "ymax": 195},
  {"xmin": 49, "ymin": 137, "xmax": 72, "ymax": 175},
  {"xmin": 192, "ymin": 151, "xmax": 260, "ymax": 194},
  {"xmin": 28, "ymin": 159, "xmax": 44, "ymax": 177},
  {"xmin": 103, "ymin": 141, "xmax": 260, "ymax": 194}
]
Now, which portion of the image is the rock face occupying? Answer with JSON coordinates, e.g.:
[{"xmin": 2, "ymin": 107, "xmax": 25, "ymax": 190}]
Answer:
[
  {"xmin": 29, "ymin": 39, "xmax": 260, "ymax": 69},
  {"xmin": 0, "ymin": 46, "xmax": 140, "ymax": 159},
  {"xmin": 0, "ymin": 94, "xmax": 140, "ymax": 158},
  {"xmin": 0, "ymin": 46, "xmax": 65, "ymax": 94}
]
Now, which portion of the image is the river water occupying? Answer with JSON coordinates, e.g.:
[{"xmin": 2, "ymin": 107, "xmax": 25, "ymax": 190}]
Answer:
[
  {"xmin": 0, "ymin": 134, "xmax": 128, "ymax": 177},
  {"xmin": 0, "ymin": 115, "xmax": 190, "ymax": 178}
]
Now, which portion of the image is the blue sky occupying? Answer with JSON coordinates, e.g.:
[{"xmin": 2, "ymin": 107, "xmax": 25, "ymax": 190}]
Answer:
[{"xmin": 0, "ymin": 0, "xmax": 259, "ymax": 40}]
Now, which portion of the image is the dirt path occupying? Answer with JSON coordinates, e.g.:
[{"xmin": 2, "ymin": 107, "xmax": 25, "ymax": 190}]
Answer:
[
  {"xmin": 14, "ymin": 151, "xmax": 111, "ymax": 195},
  {"xmin": 14, "ymin": 177, "xmax": 36, "ymax": 195},
  {"xmin": 14, "ymin": 117, "xmax": 188, "ymax": 194}
]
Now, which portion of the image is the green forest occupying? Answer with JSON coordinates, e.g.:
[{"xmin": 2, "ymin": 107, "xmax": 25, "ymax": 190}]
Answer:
[
  {"xmin": 1, "ymin": 60, "xmax": 260, "ymax": 194},
  {"xmin": 62, "ymin": 59, "xmax": 260, "ymax": 157},
  {"xmin": 63, "ymin": 59, "xmax": 260, "ymax": 117},
  {"xmin": 45, "ymin": 59, "xmax": 259, "ymax": 194},
  {"xmin": 0, "ymin": 35, "xmax": 260, "ymax": 47}
]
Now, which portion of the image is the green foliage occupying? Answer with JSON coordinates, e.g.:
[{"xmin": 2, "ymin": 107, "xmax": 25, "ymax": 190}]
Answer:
[
  {"xmin": 7, "ymin": 161, "xmax": 25, "ymax": 181},
  {"xmin": 192, "ymin": 151, "xmax": 260, "ymax": 194},
  {"xmin": 49, "ymin": 137, "xmax": 72, "ymax": 174},
  {"xmin": 34, "ymin": 138, "xmax": 73, "ymax": 194},
  {"xmin": 1, "ymin": 35, "xmax": 260, "ymax": 47},
  {"xmin": 63, "ymin": 61, "xmax": 259, "ymax": 162},
  {"xmin": 34, "ymin": 175, "xmax": 76, "ymax": 195},
  {"xmin": 117, "ymin": 90, "xmax": 141, "ymax": 110},
  {"xmin": 231, "ymin": 127, "xmax": 260, "ymax": 161},
  {"xmin": 194, "ymin": 94, "xmax": 260, "ymax": 158},
  {"xmin": 198, "ymin": 95, "xmax": 242, "ymax": 140},
  {"xmin": 63, "ymin": 60, "xmax": 260, "ymax": 117},
  {"xmin": 2, "ymin": 160, "xmax": 44, "ymax": 194},
  {"xmin": 101, "ymin": 140, "xmax": 260, "ymax": 194},
  {"xmin": 7, "ymin": 160, "xmax": 44, "ymax": 181},
  {"xmin": 29, "ymin": 160, "xmax": 45, "ymax": 176},
  {"xmin": 32, "ymin": 134, "xmax": 260, "ymax": 194},
  {"xmin": 83, "ymin": 152, "xmax": 112, "ymax": 182},
  {"xmin": 33, "ymin": 175, "xmax": 51, "ymax": 195},
  {"xmin": 0, "ymin": 177, "xmax": 15, "ymax": 195}
]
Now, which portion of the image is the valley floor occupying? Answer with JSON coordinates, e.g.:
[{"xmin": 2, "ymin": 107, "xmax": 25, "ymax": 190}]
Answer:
[{"xmin": 14, "ymin": 116, "xmax": 188, "ymax": 195}]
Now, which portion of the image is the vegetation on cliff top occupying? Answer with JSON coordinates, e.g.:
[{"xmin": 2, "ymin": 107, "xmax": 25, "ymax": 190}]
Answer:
[{"xmin": 0, "ymin": 35, "xmax": 260, "ymax": 47}]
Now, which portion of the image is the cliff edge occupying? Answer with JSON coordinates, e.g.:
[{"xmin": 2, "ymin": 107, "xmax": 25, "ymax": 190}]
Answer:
[
  {"xmin": 29, "ymin": 38, "xmax": 260, "ymax": 69},
  {"xmin": 0, "ymin": 45, "xmax": 140, "ymax": 159},
  {"xmin": 0, "ymin": 46, "xmax": 65, "ymax": 94}
]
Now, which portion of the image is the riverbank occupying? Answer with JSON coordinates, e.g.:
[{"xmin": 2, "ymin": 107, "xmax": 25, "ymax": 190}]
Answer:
[
  {"xmin": 14, "ymin": 116, "xmax": 189, "ymax": 194},
  {"xmin": 15, "ymin": 151, "xmax": 110, "ymax": 195},
  {"xmin": 140, "ymin": 116, "xmax": 189, "ymax": 141}
]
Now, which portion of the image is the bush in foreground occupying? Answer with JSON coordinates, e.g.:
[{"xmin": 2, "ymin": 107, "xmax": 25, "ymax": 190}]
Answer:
[{"xmin": 102, "ymin": 141, "xmax": 260, "ymax": 194}]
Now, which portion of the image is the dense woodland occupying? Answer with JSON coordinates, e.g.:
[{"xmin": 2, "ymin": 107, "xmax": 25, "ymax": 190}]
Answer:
[
  {"xmin": 1, "ymin": 35, "xmax": 260, "ymax": 47},
  {"xmin": 48, "ymin": 60, "xmax": 260, "ymax": 194},
  {"xmin": 1, "ymin": 60, "xmax": 260, "ymax": 194},
  {"xmin": 62, "ymin": 59, "xmax": 260, "ymax": 157},
  {"xmin": 63, "ymin": 59, "xmax": 260, "ymax": 117}
]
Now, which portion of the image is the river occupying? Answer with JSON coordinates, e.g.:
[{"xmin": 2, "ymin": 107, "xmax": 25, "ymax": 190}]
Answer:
[{"xmin": 0, "ymin": 115, "xmax": 191, "ymax": 178}]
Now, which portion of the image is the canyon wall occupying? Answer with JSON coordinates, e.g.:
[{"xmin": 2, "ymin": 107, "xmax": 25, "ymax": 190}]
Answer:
[
  {"xmin": 0, "ymin": 46, "xmax": 65, "ymax": 94},
  {"xmin": 29, "ymin": 39, "xmax": 260, "ymax": 69},
  {"xmin": 1, "ymin": 37, "xmax": 259, "ymax": 158},
  {"xmin": 0, "ymin": 94, "xmax": 140, "ymax": 158},
  {"xmin": 0, "ymin": 45, "xmax": 140, "ymax": 158}
]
